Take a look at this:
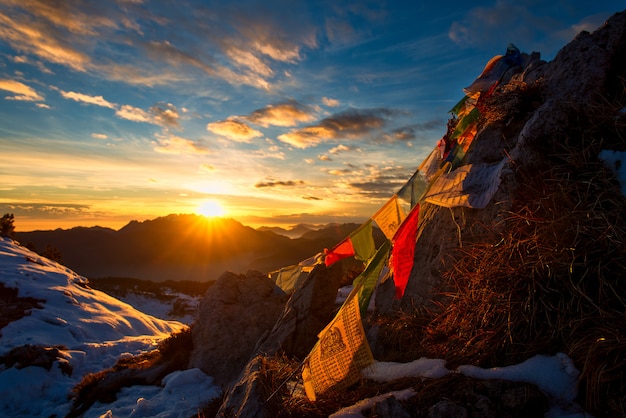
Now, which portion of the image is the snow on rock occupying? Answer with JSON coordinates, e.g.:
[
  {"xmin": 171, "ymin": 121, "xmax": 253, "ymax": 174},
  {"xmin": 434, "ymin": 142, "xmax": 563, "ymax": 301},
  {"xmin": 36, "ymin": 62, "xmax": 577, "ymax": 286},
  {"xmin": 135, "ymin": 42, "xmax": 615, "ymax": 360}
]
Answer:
[
  {"xmin": 458, "ymin": 352, "xmax": 580, "ymax": 404},
  {"xmin": 362, "ymin": 358, "xmax": 450, "ymax": 382},
  {"xmin": 0, "ymin": 238, "xmax": 204, "ymax": 417},
  {"xmin": 88, "ymin": 368, "xmax": 221, "ymax": 418}
]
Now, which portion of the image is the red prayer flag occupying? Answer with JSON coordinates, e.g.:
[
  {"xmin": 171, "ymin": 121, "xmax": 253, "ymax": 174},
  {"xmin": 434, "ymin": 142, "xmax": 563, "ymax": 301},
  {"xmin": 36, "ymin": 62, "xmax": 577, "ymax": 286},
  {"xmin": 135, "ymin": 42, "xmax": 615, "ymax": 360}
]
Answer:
[
  {"xmin": 324, "ymin": 237, "xmax": 355, "ymax": 267},
  {"xmin": 391, "ymin": 204, "xmax": 420, "ymax": 299}
]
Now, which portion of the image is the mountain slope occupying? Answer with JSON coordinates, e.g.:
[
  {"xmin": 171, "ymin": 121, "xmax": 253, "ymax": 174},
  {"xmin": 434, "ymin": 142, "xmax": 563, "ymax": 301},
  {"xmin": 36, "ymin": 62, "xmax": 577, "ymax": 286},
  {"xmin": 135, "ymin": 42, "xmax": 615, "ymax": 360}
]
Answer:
[{"xmin": 0, "ymin": 237, "xmax": 215, "ymax": 417}]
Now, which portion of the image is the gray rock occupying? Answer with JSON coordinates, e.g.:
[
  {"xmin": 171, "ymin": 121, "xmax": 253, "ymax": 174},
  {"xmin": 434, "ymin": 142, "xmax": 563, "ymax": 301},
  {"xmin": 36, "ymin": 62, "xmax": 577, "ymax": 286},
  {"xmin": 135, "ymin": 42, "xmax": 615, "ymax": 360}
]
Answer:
[{"xmin": 188, "ymin": 270, "xmax": 288, "ymax": 386}]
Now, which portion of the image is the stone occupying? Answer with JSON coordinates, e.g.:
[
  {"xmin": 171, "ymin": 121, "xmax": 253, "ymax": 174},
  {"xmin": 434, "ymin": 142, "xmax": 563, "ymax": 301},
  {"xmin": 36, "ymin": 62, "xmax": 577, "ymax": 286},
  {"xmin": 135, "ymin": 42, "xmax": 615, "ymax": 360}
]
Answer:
[{"xmin": 188, "ymin": 270, "xmax": 288, "ymax": 386}]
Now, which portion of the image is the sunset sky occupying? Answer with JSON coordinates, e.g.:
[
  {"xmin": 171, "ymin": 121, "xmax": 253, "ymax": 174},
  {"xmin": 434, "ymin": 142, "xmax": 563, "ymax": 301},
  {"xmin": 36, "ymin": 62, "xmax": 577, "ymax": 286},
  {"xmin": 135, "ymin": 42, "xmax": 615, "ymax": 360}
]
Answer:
[{"xmin": 1, "ymin": 1, "xmax": 622, "ymax": 232}]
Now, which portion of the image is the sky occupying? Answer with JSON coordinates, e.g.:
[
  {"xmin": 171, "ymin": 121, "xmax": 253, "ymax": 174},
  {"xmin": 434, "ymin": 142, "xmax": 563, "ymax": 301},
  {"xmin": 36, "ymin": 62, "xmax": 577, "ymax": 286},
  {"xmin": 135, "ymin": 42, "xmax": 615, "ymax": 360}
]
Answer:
[{"xmin": 0, "ymin": 0, "xmax": 623, "ymax": 232}]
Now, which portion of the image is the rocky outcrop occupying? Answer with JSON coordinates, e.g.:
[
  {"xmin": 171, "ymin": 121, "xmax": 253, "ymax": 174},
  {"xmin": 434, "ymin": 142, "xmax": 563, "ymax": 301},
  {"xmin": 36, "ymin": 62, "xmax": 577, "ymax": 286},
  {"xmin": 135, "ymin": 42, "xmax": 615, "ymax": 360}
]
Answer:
[
  {"xmin": 216, "ymin": 259, "xmax": 350, "ymax": 417},
  {"xmin": 188, "ymin": 270, "xmax": 288, "ymax": 386},
  {"xmin": 205, "ymin": 9, "xmax": 626, "ymax": 417}
]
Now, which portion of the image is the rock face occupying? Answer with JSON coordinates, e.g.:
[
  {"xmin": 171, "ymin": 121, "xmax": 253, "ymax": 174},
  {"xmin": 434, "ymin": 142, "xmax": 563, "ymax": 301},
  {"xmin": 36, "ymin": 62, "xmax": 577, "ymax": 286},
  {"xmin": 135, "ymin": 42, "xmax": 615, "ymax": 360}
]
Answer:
[
  {"xmin": 188, "ymin": 270, "xmax": 288, "ymax": 386},
  {"xmin": 216, "ymin": 260, "xmax": 349, "ymax": 417}
]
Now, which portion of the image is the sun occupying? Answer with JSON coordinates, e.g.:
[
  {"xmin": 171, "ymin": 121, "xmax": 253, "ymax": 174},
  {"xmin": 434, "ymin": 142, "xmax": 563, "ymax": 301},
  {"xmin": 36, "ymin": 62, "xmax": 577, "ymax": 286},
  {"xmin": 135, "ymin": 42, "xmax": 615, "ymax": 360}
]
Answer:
[{"xmin": 197, "ymin": 200, "xmax": 226, "ymax": 218}]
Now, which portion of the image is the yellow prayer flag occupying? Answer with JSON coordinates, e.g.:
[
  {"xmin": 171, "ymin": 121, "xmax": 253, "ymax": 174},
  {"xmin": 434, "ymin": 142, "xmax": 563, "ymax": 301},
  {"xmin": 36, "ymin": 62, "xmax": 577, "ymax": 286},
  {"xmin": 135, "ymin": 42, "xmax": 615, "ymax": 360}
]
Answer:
[
  {"xmin": 372, "ymin": 195, "xmax": 406, "ymax": 240},
  {"xmin": 302, "ymin": 290, "xmax": 374, "ymax": 401}
]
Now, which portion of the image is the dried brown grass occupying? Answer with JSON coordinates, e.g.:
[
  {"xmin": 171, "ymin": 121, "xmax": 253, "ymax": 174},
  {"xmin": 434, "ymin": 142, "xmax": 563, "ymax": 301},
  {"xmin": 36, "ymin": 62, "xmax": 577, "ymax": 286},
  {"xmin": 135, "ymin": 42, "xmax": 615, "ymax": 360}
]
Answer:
[{"xmin": 366, "ymin": 90, "xmax": 626, "ymax": 417}]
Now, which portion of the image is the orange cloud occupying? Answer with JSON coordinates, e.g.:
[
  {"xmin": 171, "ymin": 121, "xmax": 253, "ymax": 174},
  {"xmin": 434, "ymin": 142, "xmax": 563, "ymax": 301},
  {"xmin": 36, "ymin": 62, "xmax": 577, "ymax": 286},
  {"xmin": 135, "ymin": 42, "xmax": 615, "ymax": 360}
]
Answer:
[
  {"xmin": 0, "ymin": 79, "xmax": 44, "ymax": 101},
  {"xmin": 246, "ymin": 101, "xmax": 316, "ymax": 127},
  {"xmin": 206, "ymin": 118, "xmax": 263, "ymax": 143},
  {"xmin": 0, "ymin": 12, "xmax": 91, "ymax": 72}
]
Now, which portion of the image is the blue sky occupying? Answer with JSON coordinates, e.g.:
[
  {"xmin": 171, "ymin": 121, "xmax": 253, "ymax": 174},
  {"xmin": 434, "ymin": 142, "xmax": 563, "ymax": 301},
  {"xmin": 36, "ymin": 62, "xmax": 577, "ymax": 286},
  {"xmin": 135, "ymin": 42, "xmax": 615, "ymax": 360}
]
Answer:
[{"xmin": 0, "ymin": 0, "xmax": 623, "ymax": 231}]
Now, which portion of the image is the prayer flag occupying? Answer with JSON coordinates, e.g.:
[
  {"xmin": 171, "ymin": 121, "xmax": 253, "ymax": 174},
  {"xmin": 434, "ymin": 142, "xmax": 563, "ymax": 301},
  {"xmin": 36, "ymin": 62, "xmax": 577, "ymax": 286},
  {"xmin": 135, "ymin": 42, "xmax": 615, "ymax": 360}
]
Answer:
[
  {"xmin": 391, "ymin": 204, "xmax": 420, "ymax": 299},
  {"xmin": 372, "ymin": 195, "xmax": 406, "ymax": 240},
  {"xmin": 349, "ymin": 220, "xmax": 376, "ymax": 262},
  {"xmin": 451, "ymin": 107, "xmax": 481, "ymax": 140},
  {"xmin": 302, "ymin": 289, "xmax": 374, "ymax": 401},
  {"xmin": 397, "ymin": 169, "xmax": 429, "ymax": 209},
  {"xmin": 424, "ymin": 160, "xmax": 506, "ymax": 209},
  {"xmin": 324, "ymin": 237, "xmax": 355, "ymax": 267},
  {"xmin": 352, "ymin": 240, "xmax": 391, "ymax": 315}
]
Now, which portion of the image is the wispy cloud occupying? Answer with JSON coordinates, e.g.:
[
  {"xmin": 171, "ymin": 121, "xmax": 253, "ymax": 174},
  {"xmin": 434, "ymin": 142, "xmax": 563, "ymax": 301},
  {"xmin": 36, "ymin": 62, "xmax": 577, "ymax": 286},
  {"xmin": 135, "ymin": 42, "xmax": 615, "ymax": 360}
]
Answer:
[
  {"xmin": 277, "ymin": 108, "xmax": 395, "ymax": 148},
  {"xmin": 152, "ymin": 133, "xmax": 211, "ymax": 155},
  {"xmin": 207, "ymin": 118, "xmax": 263, "ymax": 143},
  {"xmin": 60, "ymin": 90, "xmax": 115, "ymax": 108},
  {"xmin": 0, "ymin": 79, "xmax": 44, "ymax": 101},
  {"xmin": 255, "ymin": 179, "xmax": 305, "ymax": 188}
]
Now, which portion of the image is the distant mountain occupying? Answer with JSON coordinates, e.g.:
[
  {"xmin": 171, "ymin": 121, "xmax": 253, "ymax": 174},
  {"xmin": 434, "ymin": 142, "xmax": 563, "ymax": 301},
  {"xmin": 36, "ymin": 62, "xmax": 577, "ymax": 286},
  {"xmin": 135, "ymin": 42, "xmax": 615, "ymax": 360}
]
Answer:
[
  {"xmin": 256, "ymin": 223, "xmax": 319, "ymax": 239},
  {"xmin": 16, "ymin": 214, "xmax": 373, "ymax": 282}
]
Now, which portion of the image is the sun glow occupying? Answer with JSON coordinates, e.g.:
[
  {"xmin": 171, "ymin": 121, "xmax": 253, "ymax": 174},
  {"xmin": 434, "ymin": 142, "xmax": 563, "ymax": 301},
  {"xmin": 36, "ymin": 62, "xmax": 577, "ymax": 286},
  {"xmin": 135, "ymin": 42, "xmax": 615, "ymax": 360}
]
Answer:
[{"xmin": 197, "ymin": 200, "xmax": 226, "ymax": 218}]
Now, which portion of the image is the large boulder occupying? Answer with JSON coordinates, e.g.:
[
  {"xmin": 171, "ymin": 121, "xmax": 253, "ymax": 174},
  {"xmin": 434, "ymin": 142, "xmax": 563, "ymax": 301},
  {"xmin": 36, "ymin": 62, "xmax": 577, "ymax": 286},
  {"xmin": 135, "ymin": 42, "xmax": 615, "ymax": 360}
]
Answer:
[
  {"xmin": 217, "ymin": 260, "xmax": 349, "ymax": 417},
  {"xmin": 188, "ymin": 270, "xmax": 288, "ymax": 386}
]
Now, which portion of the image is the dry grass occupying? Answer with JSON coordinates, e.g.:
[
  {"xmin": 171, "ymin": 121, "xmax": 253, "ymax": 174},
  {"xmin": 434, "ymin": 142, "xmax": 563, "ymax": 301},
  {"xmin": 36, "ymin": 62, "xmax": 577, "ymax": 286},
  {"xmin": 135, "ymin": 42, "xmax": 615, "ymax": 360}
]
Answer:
[{"xmin": 363, "ymin": 90, "xmax": 626, "ymax": 417}]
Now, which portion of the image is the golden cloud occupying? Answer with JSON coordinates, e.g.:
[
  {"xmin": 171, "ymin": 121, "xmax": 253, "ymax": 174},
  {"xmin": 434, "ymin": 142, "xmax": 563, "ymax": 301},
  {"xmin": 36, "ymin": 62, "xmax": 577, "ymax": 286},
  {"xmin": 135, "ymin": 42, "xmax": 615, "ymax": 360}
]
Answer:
[
  {"xmin": 0, "ymin": 79, "xmax": 44, "ymax": 101},
  {"xmin": 246, "ymin": 101, "xmax": 316, "ymax": 127},
  {"xmin": 206, "ymin": 118, "xmax": 263, "ymax": 143}
]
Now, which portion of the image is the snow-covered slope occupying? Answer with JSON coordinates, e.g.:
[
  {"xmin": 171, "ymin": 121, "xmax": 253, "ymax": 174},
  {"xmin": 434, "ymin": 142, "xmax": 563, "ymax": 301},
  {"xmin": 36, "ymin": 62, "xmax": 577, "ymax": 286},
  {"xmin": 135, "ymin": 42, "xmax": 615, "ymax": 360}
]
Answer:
[{"xmin": 0, "ymin": 237, "xmax": 219, "ymax": 417}]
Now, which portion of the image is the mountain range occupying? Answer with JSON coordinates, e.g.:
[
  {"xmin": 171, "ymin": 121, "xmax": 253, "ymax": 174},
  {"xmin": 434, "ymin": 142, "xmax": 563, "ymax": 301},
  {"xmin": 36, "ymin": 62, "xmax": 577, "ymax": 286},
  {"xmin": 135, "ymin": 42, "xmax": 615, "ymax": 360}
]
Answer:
[{"xmin": 16, "ymin": 214, "xmax": 385, "ymax": 282}]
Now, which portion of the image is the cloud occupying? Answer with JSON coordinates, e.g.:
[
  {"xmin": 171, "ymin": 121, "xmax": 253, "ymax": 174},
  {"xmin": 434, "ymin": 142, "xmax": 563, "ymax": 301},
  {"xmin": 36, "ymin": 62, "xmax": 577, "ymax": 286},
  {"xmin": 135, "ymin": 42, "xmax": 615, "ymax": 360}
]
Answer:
[
  {"xmin": 115, "ymin": 104, "xmax": 152, "ymax": 123},
  {"xmin": 302, "ymin": 195, "xmax": 322, "ymax": 200},
  {"xmin": 322, "ymin": 97, "xmax": 340, "ymax": 107},
  {"xmin": 277, "ymin": 108, "xmax": 394, "ymax": 148},
  {"xmin": 153, "ymin": 134, "xmax": 211, "ymax": 155},
  {"xmin": 329, "ymin": 144, "xmax": 360, "ymax": 154},
  {"xmin": 60, "ymin": 90, "xmax": 116, "ymax": 108},
  {"xmin": 91, "ymin": 133, "xmax": 108, "ymax": 139},
  {"xmin": 255, "ymin": 179, "xmax": 305, "ymax": 188},
  {"xmin": 345, "ymin": 164, "xmax": 410, "ymax": 198},
  {"xmin": 318, "ymin": 154, "xmax": 332, "ymax": 161},
  {"xmin": 200, "ymin": 163, "xmax": 215, "ymax": 172},
  {"xmin": 246, "ymin": 100, "xmax": 317, "ymax": 127},
  {"xmin": 251, "ymin": 149, "xmax": 286, "ymax": 160},
  {"xmin": 0, "ymin": 10, "xmax": 92, "ymax": 72},
  {"xmin": 207, "ymin": 118, "xmax": 263, "ymax": 143},
  {"xmin": 149, "ymin": 102, "xmax": 180, "ymax": 128},
  {"xmin": 0, "ymin": 79, "xmax": 44, "ymax": 101}
]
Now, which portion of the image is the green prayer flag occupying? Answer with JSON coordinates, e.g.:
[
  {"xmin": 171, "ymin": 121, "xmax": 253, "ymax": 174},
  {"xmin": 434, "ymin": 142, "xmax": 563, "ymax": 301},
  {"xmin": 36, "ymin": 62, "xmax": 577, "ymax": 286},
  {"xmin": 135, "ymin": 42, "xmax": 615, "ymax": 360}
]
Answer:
[
  {"xmin": 451, "ymin": 107, "xmax": 481, "ymax": 139},
  {"xmin": 353, "ymin": 240, "xmax": 391, "ymax": 315},
  {"xmin": 349, "ymin": 219, "xmax": 376, "ymax": 262}
]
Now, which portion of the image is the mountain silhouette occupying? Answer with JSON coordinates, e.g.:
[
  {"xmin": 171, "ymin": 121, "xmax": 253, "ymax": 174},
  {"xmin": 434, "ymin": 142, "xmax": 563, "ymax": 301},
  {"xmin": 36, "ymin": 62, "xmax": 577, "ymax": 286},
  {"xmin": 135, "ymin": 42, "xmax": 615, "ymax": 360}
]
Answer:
[{"xmin": 16, "ymin": 214, "xmax": 378, "ymax": 281}]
